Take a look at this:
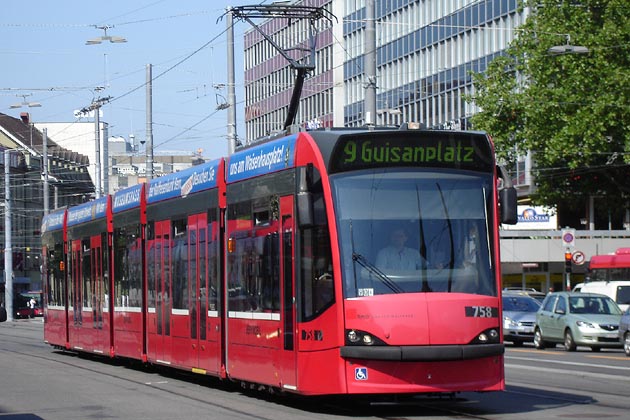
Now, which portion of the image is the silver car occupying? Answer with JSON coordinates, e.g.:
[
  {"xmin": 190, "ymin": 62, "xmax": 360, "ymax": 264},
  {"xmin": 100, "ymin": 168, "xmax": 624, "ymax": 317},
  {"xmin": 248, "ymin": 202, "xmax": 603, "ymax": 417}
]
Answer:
[
  {"xmin": 620, "ymin": 307, "xmax": 630, "ymax": 357},
  {"xmin": 502, "ymin": 293, "xmax": 541, "ymax": 346},
  {"xmin": 534, "ymin": 292, "xmax": 623, "ymax": 352}
]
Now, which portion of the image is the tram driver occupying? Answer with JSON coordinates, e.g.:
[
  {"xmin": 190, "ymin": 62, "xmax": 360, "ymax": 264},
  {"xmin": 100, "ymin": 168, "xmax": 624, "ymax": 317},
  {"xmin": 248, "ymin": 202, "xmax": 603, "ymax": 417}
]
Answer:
[{"xmin": 375, "ymin": 228, "xmax": 425, "ymax": 271}]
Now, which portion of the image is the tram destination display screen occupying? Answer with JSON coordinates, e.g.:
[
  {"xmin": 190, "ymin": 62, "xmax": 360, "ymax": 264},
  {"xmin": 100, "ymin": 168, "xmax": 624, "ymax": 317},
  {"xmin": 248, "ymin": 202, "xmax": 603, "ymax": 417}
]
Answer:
[{"xmin": 329, "ymin": 131, "xmax": 494, "ymax": 174}]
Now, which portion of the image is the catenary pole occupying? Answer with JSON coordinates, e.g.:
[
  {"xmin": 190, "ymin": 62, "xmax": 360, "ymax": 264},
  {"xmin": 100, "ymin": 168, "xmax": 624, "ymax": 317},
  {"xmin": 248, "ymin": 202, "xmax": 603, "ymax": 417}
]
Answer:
[
  {"xmin": 364, "ymin": 0, "xmax": 377, "ymax": 126},
  {"xmin": 227, "ymin": 9, "xmax": 237, "ymax": 155},
  {"xmin": 146, "ymin": 64, "xmax": 154, "ymax": 180},
  {"xmin": 4, "ymin": 150, "xmax": 13, "ymax": 321}
]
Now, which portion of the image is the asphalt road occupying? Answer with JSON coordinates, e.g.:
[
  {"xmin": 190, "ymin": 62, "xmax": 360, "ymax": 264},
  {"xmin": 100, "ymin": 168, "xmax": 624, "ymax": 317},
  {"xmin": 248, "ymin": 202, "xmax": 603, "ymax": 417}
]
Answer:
[{"xmin": 1, "ymin": 320, "xmax": 629, "ymax": 420}]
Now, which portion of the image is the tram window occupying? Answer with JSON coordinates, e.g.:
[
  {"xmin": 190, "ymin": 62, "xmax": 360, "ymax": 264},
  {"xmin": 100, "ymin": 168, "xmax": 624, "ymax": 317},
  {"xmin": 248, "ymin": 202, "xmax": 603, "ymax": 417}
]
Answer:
[
  {"xmin": 208, "ymin": 209, "xmax": 219, "ymax": 312},
  {"xmin": 301, "ymin": 226, "xmax": 334, "ymax": 320},
  {"xmin": 228, "ymin": 197, "xmax": 281, "ymax": 313},
  {"xmin": 300, "ymin": 176, "xmax": 334, "ymax": 321},
  {"xmin": 113, "ymin": 225, "xmax": 143, "ymax": 308},
  {"xmin": 254, "ymin": 208, "xmax": 270, "ymax": 226},
  {"xmin": 147, "ymin": 242, "xmax": 156, "ymax": 309},
  {"xmin": 101, "ymin": 233, "xmax": 109, "ymax": 308},
  {"xmin": 46, "ymin": 245, "xmax": 65, "ymax": 307},
  {"xmin": 172, "ymin": 218, "xmax": 188, "ymax": 310},
  {"xmin": 82, "ymin": 238, "xmax": 92, "ymax": 308}
]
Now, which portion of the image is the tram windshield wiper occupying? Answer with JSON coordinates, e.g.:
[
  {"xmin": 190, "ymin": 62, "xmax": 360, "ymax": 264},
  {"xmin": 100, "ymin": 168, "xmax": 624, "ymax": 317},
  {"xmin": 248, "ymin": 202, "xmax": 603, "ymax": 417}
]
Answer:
[
  {"xmin": 435, "ymin": 183, "xmax": 456, "ymax": 292},
  {"xmin": 352, "ymin": 252, "xmax": 404, "ymax": 294}
]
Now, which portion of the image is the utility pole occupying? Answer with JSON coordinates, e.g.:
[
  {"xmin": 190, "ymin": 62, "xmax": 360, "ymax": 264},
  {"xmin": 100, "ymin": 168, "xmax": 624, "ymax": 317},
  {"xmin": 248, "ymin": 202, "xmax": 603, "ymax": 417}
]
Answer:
[
  {"xmin": 4, "ymin": 150, "xmax": 13, "ymax": 322},
  {"xmin": 80, "ymin": 96, "xmax": 111, "ymax": 199},
  {"xmin": 43, "ymin": 128, "xmax": 49, "ymax": 216},
  {"xmin": 226, "ymin": 10, "xmax": 237, "ymax": 155},
  {"xmin": 146, "ymin": 64, "xmax": 154, "ymax": 179},
  {"xmin": 94, "ymin": 106, "xmax": 101, "ymax": 198},
  {"xmin": 364, "ymin": 0, "xmax": 377, "ymax": 126}
]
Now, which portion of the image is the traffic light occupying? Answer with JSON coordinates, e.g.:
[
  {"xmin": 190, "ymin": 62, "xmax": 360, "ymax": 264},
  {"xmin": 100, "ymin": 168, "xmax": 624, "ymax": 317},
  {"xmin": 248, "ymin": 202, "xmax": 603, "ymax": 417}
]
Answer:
[{"xmin": 564, "ymin": 251, "xmax": 572, "ymax": 273}]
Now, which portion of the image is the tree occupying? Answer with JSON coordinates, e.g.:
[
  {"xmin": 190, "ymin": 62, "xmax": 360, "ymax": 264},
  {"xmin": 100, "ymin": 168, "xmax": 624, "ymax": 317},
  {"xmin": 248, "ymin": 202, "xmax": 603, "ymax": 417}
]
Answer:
[{"xmin": 469, "ymin": 0, "xmax": 630, "ymax": 224}]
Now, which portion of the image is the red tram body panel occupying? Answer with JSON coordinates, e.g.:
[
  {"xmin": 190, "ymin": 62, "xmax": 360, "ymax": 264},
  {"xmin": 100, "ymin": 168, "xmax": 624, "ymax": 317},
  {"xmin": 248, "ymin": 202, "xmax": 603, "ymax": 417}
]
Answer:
[
  {"xmin": 42, "ymin": 128, "xmax": 516, "ymax": 396},
  {"xmin": 41, "ymin": 208, "xmax": 68, "ymax": 349}
]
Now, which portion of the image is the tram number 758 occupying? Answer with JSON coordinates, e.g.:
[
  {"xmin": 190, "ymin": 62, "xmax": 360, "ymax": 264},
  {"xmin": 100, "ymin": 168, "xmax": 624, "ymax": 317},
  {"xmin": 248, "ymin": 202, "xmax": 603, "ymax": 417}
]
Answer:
[{"xmin": 465, "ymin": 306, "xmax": 498, "ymax": 318}]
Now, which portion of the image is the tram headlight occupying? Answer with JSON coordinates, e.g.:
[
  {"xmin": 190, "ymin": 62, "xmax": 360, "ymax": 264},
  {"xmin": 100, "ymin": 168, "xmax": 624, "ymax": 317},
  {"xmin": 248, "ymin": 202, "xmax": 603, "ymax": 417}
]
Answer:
[
  {"xmin": 471, "ymin": 328, "xmax": 500, "ymax": 345},
  {"xmin": 345, "ymin": 329, "xmax": 386, "ymax": 346}
]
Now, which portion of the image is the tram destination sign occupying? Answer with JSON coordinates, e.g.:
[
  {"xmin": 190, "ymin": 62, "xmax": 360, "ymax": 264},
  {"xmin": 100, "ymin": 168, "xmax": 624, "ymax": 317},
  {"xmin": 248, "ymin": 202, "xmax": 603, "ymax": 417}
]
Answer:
[{"xmin": 329, "ymin": 132, "xmax": 494, "ymax": 173}]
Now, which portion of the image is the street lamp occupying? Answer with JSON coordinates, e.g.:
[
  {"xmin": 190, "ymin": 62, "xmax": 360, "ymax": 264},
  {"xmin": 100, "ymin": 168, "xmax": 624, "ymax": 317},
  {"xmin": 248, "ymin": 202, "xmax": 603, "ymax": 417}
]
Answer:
[
  {"xmin": 548, "ymin": 35, "xmax": 589, "ymax": 55},
  {"xmin": 10, "ymin": 94, "xmax": 41, "ymax": 109},
  {"xmin": 86, "ymin": 25, "xmax": 127, "ymax": 45},
  {"xmin": 86, "ymin": 27, "xmax": 126, "ymax": 196}
]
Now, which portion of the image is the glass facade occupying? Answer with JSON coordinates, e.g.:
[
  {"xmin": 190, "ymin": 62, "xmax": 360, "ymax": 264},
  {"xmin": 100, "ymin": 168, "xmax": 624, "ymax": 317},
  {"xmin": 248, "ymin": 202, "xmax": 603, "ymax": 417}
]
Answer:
[
  {"xmin": 343, "ymin": 0, "xmax": 524, "ymax": 128},
  {"xmin": 242, "ymin": 0, "xmax": 526, "ymax": 137},
  {"xmin": 243, "ymin": 0, "xmax": 334, "ymax": 140}
]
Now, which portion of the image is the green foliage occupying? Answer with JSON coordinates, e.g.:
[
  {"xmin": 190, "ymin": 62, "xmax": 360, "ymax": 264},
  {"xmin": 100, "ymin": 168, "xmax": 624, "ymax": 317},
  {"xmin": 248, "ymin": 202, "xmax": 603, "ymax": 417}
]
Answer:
[{"xmin": 468, "ymin": 0, "xmax": 630, "ymax": 209}]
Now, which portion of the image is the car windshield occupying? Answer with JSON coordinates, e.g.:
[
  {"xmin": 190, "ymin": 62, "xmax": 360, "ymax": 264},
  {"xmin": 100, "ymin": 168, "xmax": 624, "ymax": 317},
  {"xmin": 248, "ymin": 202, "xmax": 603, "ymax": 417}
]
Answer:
[
  {"xmin": 503, "ymin": 296, "xmax": 540, "ymax": 312},
  {"xmin": 569, "ymin": 296, "xmax": 623, "ymax": 315},
  {"xmin": 331, "ymin": 168, "xmax": 496, "ymax": 298}
]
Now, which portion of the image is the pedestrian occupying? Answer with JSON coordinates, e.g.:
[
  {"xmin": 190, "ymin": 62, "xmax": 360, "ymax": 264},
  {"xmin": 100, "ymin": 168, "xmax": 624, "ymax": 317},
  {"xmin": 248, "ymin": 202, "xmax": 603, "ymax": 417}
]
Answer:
[{"xmin": 29, "ymin": 297, "xmax": 36, "ymax": 318}]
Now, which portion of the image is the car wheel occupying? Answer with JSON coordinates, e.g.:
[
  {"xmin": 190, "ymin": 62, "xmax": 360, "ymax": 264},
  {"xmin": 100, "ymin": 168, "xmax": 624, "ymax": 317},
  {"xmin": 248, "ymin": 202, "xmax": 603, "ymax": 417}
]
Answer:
[
  {"xmin": 624, "ymin": 333, "xmax": 630, "ymax": 357},
  {"xmin": 533, "ymin": 329, "xmax": 545, "ymax": 349},
  {"xmin": 564, "ymin": 329, "xmax": 577, "ymax": 351}
]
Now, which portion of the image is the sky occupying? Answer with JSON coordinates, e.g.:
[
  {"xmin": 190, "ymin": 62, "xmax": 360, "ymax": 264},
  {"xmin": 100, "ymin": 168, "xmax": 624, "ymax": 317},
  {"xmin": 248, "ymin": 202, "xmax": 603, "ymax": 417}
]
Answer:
[{"xmin": 1, "ymin": 0, "xmax": 261, "ymax": 160}]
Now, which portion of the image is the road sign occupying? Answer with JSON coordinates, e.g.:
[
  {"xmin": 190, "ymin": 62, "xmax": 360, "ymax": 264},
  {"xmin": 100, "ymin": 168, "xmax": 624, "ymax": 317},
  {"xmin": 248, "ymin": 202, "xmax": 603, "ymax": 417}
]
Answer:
[
  {"xmin": 561, "ymin": 228, "xmax": 576, "ymax": 248},
  {"xmin": 572, "ymin": 251, "xmax": 586, "ymax": 265}
]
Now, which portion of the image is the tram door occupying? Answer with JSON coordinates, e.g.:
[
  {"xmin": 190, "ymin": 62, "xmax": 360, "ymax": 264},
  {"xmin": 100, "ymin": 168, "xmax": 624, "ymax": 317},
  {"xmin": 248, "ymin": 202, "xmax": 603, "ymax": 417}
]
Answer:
[
  {"xmin": 278, "ymin": 196, "xmax": 297, "ymax": 389},
  {"xmin": 153, "ymin": 220, "xmax": 172, "ymax": 363},
  {"xmin": 188, "ymin": 214, "xmax": 211, "ymax": 371},
  {"xmin": 68, "ymin": 239, "xmax": 84, "ymax": 349},
  {"xmin": 90, "ymin": 235, "xmax": 105, "ymax": 350}
]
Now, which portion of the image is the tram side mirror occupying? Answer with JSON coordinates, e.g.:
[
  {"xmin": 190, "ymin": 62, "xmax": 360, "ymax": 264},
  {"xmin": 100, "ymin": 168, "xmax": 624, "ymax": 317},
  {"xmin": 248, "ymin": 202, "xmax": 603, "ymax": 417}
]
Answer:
[
  {"xmin": 297, "ymin": 166, "xmax": 314, "ymax": 228},
  {"xmin": 497, "ymin": 165, "xmax": 518, "ymax": 225},
  {"xmin": 500, "ymin": 187, "xmax": 517, "ymax": 225}
]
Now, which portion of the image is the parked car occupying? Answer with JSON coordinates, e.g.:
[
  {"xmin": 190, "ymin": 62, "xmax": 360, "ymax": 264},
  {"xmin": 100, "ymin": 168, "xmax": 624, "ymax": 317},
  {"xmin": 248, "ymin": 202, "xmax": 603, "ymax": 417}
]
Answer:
[
  {"xmin": 534, "ymin": 291, "xmax": 623, "ymax": 352},
  {"xmin": 502, "ymin": 292, "xmax": 541, "ymax": 346},
  {"xmin": 578, "ymin": 281, "xmax": 630, "ymax": 311},
  {"xmin": 572, "ymin": 283, "xmax": 584, "ymax": 292},
  {"xmin": 503, "ymin": 287, "xmax": 546, "ymax": 302},
  {"xmin": 620, "ymin": 307, "xmax": 630, "ymax": 357}
]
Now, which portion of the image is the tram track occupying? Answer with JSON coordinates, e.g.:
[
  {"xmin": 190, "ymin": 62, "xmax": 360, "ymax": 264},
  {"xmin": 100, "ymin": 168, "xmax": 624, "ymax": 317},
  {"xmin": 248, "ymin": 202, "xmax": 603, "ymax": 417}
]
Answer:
[
  {"xmin": 2, "ymin": 340, "xmax": 503, "ymax": 420},
  {"xmin": 0, "ymin": 344, "xmax": 283, "ymax": 420},
  {"xmin": 6, "ymin": 323, "xmax": 628, "ymax": 419}
]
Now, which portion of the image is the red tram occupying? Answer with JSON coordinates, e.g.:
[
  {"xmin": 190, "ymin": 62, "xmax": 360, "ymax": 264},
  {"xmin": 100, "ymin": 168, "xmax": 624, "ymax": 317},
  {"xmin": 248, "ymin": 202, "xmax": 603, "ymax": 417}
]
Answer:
[{"xmin": 42, "ymin": 127, "xmax": 517, "ymax": 396}]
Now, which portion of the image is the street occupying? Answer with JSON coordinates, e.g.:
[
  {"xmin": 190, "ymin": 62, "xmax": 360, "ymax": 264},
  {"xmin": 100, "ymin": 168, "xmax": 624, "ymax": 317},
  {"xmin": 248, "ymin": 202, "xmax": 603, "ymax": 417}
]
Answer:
[{"xmin": 1, "ymin": 320, "xmax": 629, "ymax": 420}]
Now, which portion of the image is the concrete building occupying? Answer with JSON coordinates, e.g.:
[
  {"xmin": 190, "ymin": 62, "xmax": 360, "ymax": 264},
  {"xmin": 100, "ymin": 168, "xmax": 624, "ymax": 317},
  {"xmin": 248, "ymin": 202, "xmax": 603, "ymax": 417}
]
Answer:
[
  {"xmin": 243, "ymin": 0, "xmax": 334, "ymax": 139},
  {"xmin": 35, "ymin": 120, "xmax": 108, "ymax": 197},
  {"xmin": 0, "ymin": 113, "xmax": 92, "ymax": 296}
]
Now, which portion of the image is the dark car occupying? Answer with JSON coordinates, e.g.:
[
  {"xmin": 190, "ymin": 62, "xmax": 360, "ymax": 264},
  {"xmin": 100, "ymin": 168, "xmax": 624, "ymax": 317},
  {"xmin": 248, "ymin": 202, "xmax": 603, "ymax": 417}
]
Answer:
[
  {"xmin": 534, "ymin": 291, "xmax": 623, "ymax": 352},
  {"xmin": 14, "ymin": 294, "xmax": 43, "ymax": 319},
  {"xmin": 620, "ymin": 307, "xmax": 630, "ymax": 357},
  {"xmin": 502, "ymin": 292, "xmax": 541, "ymax": 346}
]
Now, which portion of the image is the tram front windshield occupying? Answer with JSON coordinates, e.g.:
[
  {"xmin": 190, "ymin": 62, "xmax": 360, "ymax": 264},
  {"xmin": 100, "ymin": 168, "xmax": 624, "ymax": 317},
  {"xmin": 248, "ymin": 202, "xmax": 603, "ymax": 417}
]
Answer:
[{"xmin": 331, "ymin": 169, "xmax": 496, "ymax": 298}]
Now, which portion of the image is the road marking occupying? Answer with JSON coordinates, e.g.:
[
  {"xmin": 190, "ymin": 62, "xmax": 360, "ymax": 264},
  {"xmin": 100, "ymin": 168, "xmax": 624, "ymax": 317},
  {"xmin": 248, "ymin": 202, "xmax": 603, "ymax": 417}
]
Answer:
[
  {"xmin": 506, "ymin": 363, "xmax": 630, "ymax": 382},
  {"xmin": 508, "ymin": 348, "xmax": 565, "ymax": 356},
  {"xmin": 507, "ymin": 355, "xmax": 630, "ymax": 371},
  {"xmin": 587, "ymin": 354, "xmax": 629, "ymax": 361}
]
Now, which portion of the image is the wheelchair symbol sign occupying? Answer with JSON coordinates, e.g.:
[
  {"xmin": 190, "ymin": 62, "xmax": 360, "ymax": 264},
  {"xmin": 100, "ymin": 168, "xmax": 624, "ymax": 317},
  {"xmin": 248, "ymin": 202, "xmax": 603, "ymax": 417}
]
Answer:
[{"xmin": 355, "ymin": 367, "xmax": 368, "ymax": 381}]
